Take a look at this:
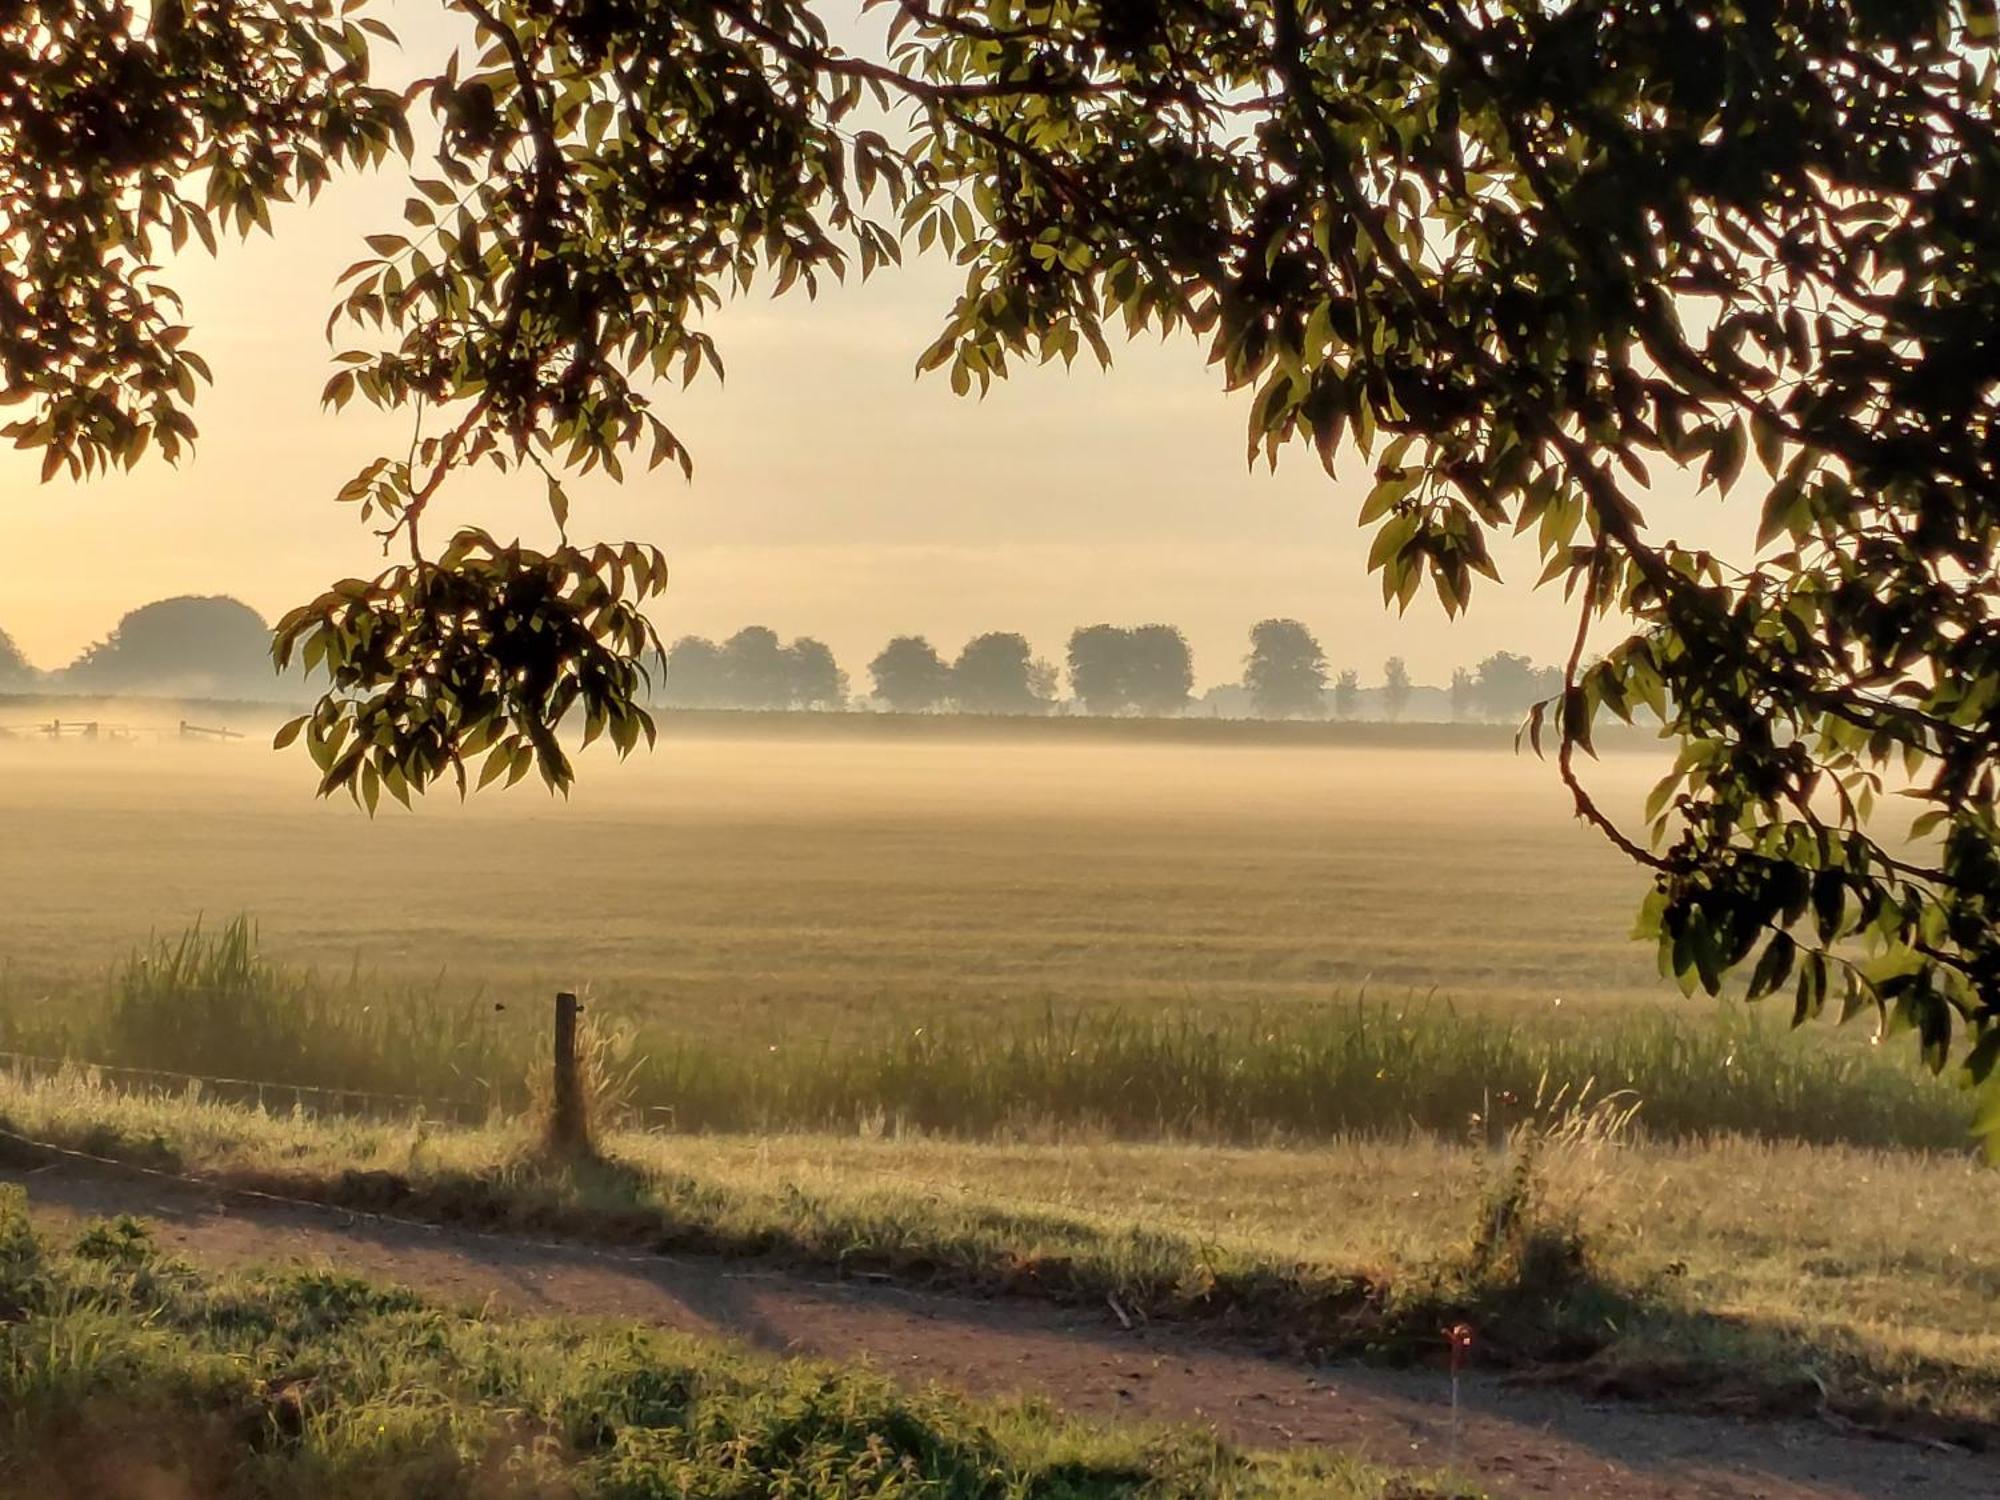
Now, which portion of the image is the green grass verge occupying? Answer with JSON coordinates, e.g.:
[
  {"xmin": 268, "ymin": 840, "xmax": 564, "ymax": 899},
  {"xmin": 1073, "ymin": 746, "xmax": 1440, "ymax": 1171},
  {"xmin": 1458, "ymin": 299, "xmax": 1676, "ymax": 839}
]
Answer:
[
  {"xmin": 2, "ymin": 1070, "xmax": 1993, "ymax": 1447},
  {"xmin": 0, "ymin": 1184, "xmax": 1463, "ymax": 1500},
  {"xmin": 0, "ymin": 919, "xmax": 1972, "ymax": 1150}
]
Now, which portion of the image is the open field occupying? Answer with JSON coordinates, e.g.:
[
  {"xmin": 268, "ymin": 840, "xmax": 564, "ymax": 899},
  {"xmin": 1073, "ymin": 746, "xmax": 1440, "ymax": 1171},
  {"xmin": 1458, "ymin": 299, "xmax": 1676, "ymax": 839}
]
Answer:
[
  {"xmin": 1, "ymin": 719, "xmax": 1969, "ymax": 1148},
  {"xmin": 0, "ymin": 717, "xmax": 1728, "ymax": 1041},
  {"xmin": 2, "ymin": 717, "xmax": 1990, "ymax": 1495}
]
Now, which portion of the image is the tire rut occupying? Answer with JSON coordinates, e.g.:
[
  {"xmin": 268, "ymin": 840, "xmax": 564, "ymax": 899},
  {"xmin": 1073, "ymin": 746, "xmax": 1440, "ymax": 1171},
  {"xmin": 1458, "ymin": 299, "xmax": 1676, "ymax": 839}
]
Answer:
[{"xmin": 7, "ymin": 1162, "xmax": 1992, "ymax": 1500}]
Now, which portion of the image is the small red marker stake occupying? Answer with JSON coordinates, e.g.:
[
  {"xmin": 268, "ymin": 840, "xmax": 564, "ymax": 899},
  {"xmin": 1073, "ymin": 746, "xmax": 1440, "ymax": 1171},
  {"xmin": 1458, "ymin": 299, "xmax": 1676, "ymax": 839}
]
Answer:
[{"xmin": 1446, "ymin": 1323, "xmax": 1475, "ymax": 1471}]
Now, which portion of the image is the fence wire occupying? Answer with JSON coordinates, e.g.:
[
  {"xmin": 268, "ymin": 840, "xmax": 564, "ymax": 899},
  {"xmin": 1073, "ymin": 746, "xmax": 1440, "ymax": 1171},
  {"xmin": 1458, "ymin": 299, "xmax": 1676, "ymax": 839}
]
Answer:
[
  {"xmin": 0, "ymin": 1047, "xmax": 1243, "ymax": 1252},
  {"xmin": 0, "ymin": 1047, "xmax": 487, "ymax": 1122}
]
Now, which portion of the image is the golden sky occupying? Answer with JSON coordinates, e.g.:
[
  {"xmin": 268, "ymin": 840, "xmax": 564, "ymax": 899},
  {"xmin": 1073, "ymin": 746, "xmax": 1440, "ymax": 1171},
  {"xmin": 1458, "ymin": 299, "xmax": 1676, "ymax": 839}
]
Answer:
[{"xmin": 0, "ymin": 7, "xmax": 1755, "ymax": 690}]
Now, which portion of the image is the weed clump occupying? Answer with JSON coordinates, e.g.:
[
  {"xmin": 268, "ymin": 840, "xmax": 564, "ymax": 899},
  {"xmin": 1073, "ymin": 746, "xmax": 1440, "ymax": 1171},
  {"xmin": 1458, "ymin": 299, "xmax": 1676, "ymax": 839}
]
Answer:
[{"xmin": 1435, "ymin": 1083, "xmax": 1641, "ymax": 1364}]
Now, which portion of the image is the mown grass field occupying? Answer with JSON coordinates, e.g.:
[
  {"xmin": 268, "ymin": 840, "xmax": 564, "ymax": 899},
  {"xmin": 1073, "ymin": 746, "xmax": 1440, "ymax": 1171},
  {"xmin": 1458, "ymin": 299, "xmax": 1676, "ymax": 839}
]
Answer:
[
  {"xmin": 0, "ymin": 720, "xmax": 1683, "ymax": 1041},
  {"xmin": 0, "ymin": 1180, "xmax": 1442, "ymax": 1499},
  {"xmin": 4, "ymin": 1071, "xmax": 1994, "ymax": 1441}
]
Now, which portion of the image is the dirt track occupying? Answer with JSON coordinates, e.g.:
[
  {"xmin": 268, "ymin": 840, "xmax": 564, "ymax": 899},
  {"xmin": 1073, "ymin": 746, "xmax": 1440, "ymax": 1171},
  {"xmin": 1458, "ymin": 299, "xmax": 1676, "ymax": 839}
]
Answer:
[{"xmin": 8, "ymin": 1161, "xmax": 1995, "ymax": 1500}]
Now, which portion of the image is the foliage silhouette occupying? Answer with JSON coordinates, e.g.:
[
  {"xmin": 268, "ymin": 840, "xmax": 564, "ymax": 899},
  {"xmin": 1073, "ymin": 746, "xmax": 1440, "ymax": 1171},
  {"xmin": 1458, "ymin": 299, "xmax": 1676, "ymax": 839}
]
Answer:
[
  {"xmin": 62, "ymin": 595, "xmax": 274, "ymax": 699},
  {"xmin": 951, "ymin": 631, "xmax": 1043, "ymax": 713},
  {"xmin": 869, "ymin": 635, "xmax": 951, "ymax": 712},
  {"xmin": 1244, "ymin": 618, "xmax": 1327, "ymax": 719}
]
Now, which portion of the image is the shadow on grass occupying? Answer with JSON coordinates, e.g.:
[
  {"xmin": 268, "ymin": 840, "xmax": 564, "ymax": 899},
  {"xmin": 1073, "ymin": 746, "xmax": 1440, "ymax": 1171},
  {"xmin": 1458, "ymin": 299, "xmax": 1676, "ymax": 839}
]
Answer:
[
  {"xmin": 6, "ymin": 1111, "xmax": 1993, "ymax": 1458},
  {"xmin": 13, "ymin": 1143, "xmax": 2000, "ymax": 1500}
]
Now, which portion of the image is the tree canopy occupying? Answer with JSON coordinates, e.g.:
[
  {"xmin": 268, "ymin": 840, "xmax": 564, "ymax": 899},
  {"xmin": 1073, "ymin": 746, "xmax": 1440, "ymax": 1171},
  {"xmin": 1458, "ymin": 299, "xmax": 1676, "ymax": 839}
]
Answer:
[
  {"xmin": 62, "ymin": 595, "xmax": 276, "ymax": 698},
  {"xmin": 1244, "ymin": 618, "xmax": 1327, "ymax": 719},
  {"xmin": 1066, "ymin": 622, "xmax": 1192, "ymax": 715},
  {"xmin": 9, "ymin": 0, "xmax": 2000, "ymax": 1120},
  {"xmin": 869, "ymin": 634, "xmax": 951, "ymax": 711},
  {"xmin": 659, "ymin": 628, "xmax": 845, "ymax": 709},
  {"xmin": 951, "ymin": 630, "xmax": 1043, "ymax": 713}
]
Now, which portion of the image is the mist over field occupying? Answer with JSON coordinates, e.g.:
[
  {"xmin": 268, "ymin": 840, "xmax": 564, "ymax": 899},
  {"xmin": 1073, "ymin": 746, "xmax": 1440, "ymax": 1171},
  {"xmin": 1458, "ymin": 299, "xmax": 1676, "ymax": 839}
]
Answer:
[{"xmin": 0, "ymin": 718, "xmax": 1675, "ymax": 1038}]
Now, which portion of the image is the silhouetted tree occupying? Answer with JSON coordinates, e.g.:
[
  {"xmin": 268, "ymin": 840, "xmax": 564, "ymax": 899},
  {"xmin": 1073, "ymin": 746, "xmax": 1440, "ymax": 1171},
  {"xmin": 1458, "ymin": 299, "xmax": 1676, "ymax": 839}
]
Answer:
[
  {"xmin": 1474, "ymin": 652, "xmax": 1562, "ymax": 722},
  {"xmin": 869, "ymin": 636, "xmax": 950, "ymax": 712},
  {"xmin": 1066, "ymin": 624, "xmax": 1131, "ymax": 715},
  {"xmin": 714, "ymin": 627, "xmax": 790, "ymax": 709},
  {"xmin": 1382, "ymin": 658, "xmax": 1411, "ymax": 722},
  {"xmin": 951, "ymin": 632, "xmax": 1039, "ymax": 714},
  {"xmin": 1332, "ymin": 669, "xmax": 1360, "ymax": 721},
  {"xmin": 785, "ymin": 636, "xmax": 847, "ymax": 709},
  {"xmin": 63, "ymin": 596, "xmax": 273, "ymax": 698},
  {"xmin": 1244, "ymin": 618, "xmax": 1327, "ymax": 719},
  {"xmin": 1026, "ymin": 657, "xmax": 1060, "ymax": 708},
  {"xmin": 1126, "ymin": 625, "xmax": 1193, "ymax": 717},
  {"xmin": 1067, "ymin": 624, "xmax": 1193, "ymax": 717},
  {"xmin": 660, "ymin": 636, "xmax": 725, "ymax": 707},
  {"xmin": 1449, "ymin": 669, "xmax": 1475, "ymax": 723},
  {"xmin": 0, "ymin": 625, "xmax": 34, "ymax": 688}
]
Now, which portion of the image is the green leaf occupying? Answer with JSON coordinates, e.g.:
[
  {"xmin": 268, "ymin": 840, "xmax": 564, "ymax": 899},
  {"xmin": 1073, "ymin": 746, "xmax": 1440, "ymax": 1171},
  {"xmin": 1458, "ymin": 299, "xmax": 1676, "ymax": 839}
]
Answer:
[{"xmin": 1750, "ymin": 931, "xmax": 1795, "ymax": 1002}]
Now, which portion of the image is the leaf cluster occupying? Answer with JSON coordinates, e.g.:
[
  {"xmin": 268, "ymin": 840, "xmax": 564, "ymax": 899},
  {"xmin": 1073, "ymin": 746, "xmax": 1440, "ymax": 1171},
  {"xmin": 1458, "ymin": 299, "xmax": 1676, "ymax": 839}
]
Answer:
[{"xmin": 272, "ymin": 533, "xmax": 667, "ymax": 804}]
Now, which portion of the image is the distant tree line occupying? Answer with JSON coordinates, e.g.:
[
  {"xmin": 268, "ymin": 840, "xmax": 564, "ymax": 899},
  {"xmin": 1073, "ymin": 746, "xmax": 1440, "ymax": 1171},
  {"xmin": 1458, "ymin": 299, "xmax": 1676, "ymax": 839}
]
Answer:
[
  {"xmin": 657, "ymin": 628, "xmax": 848, "ymax": 710},
  {"xmin": 0, "ymin": 598, "xmax": 1575, "ymax": 726},
  {"xmin": 867, "ymin": 631, "xmax": 1064, "ymax": 714},
  {"xmin": 0, "ymin": 625, "xmax": 32, "ymax": 689},
  {"xmin": 656, "ymin": 618, "xmax": 1571, "ymax": 724},
  {"xmin": 1239, "ymin": 619, "xmax": 1564, "ymax": 724},
  {"xmin": 0, "ymin": 597, "xmax": 283, "ymax": 700}
]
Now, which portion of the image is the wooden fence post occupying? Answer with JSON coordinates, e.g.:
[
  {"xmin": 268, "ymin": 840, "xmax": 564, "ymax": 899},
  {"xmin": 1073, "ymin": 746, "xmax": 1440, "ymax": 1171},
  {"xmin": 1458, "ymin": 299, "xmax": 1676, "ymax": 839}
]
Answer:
[{"xmin": 550, "ymin": 991, "xmax": 587, "ymax": 1156}]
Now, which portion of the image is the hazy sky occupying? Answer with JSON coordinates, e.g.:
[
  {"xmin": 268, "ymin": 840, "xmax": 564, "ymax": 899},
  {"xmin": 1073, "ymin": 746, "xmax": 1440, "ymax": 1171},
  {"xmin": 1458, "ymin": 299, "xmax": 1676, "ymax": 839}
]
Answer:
[{"xmin": 0, "ymin": 10, "xmax": 1758, "ymax": 691}]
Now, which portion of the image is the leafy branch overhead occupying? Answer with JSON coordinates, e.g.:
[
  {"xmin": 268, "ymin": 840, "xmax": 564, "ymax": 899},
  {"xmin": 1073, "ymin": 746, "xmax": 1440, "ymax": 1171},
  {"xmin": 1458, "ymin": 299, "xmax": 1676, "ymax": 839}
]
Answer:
[
  {"xmin": 7, "ymin": 1, "xmax": 2000, "ymax": 1126},
  {"xmin": 271, "ymin": 534, "xmax": 669, "ymax": 804}
]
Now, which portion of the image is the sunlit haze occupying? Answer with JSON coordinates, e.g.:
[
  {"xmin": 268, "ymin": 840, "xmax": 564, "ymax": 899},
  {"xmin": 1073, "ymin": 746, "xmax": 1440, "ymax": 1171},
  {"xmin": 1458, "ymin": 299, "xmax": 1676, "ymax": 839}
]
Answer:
[{"xmin": 0, "ymin": 9, "xmax": 1753, "ymax": 688}]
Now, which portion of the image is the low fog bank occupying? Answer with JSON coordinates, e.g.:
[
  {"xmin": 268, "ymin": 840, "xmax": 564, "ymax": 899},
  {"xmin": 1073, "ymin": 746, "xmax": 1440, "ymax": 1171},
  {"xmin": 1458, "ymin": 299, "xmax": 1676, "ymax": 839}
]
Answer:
[
  {"xmin": 0, "ymin": 689, "xmax": 1673, "ymax": 757},
  {"xmin": 0, "ymin": 693, "xmax": 299, "ymax": 741}
]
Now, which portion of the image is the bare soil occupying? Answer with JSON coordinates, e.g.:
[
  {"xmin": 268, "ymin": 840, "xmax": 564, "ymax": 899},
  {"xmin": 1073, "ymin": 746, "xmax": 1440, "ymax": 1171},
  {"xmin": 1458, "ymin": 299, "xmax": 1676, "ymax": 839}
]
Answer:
[{"xmin": 8, "ymin": 1160, "xmax": 1993, "ymax": 1500}]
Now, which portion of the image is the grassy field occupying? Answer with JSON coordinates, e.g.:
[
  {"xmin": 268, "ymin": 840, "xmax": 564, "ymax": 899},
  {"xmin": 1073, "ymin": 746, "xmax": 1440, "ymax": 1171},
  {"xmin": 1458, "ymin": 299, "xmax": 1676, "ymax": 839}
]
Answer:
[
  {"xmin": 0, "ymin": 721, "xmax": 1970, "ymax": 1150},
  {"xmin": 0, "ymin": 917, "xmax": 1969, "ymax": 1149},
  {"xmin": 0, "ymin": 721, "xmax": 1685, "ymax": 1041},
  {"xmin": 0, "ymin": 1181, "xmax": 1444, "ymax": 1499},
  {"xmin": 3, "ymin": 1072, "xmax": 1994, "ymax": 1441},
  {"xmin": 3, "ymin": 715, "xmax": 1988, "ymax": 1474}
]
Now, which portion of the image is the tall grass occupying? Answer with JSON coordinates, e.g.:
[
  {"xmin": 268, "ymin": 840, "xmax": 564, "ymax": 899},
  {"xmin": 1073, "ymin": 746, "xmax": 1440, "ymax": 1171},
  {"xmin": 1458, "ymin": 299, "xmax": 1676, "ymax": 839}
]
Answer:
[
  {"xmin": 0, "ymin": 918, "xmax": 516, "ymax": 1114},
  {"xmin": 0, "ymin": 917, "xmax": 1973, "ymax": 1151}
]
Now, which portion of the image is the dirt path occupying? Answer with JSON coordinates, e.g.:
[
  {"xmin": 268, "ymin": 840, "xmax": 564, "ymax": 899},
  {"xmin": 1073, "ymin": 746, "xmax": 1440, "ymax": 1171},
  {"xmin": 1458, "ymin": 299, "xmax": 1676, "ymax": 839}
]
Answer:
[{"xmin": 8, "ymin": 1161, "xmax": 1993, "ymax": 1500}]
